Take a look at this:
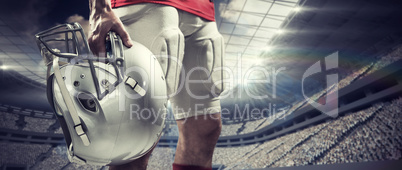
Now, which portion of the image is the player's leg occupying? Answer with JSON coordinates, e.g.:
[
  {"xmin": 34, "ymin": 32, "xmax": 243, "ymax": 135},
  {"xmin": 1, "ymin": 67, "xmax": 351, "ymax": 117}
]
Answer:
[
  {"xmin": 173, "ymin": 114, "xmax": 222, "ymax": 168},
  {"xmin": 170, "ymin": 11, "xmax": 225, "ymax": 168},
  {"xmin": 110, "ymin": 3, "xmax": 184, "ymax": 169}
]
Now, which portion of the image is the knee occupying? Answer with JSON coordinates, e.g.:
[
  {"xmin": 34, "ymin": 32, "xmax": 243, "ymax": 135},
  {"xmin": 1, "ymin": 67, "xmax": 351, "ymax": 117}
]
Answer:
[
  {"xmin": 203, "ymin": 115, "xmax": 222, "ymax": 140},
  {"xmin": 198, "ymin": 116, "xmax": 222, "ymax": 142},
  {"xmin": 179, "ymin": 114, "xmax": 222, "ymax": 142}
]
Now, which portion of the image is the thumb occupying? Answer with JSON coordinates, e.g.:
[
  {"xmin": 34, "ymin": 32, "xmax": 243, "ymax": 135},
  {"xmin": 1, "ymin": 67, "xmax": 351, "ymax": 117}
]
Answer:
[{"xmin": 114, "ymin": 23, "xmax": 133, "ymax": 48}]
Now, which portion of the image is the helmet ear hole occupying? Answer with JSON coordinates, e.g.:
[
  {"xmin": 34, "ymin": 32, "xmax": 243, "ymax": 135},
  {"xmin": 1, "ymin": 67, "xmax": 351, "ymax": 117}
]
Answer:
[{"xmin": 77, "ymin": 93, "xmax": 98, "ymax": 112}]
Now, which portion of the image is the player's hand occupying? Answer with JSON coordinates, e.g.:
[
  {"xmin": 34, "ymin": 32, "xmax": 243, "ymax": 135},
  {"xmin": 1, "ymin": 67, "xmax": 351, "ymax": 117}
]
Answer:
[{"xmin": 88, "ymin": 9, "xmax": 133, "ymax": 57}]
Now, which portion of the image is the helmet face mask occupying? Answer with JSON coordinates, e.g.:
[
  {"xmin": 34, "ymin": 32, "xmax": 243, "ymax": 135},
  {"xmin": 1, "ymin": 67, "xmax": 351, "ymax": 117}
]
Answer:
[
  {"xmin": 36, "ymin": 23, "xmax": 124, "ymax": 100},
  {"xmin": 36, "ymin": 23, "xmax": 167, "ymax": 165}
]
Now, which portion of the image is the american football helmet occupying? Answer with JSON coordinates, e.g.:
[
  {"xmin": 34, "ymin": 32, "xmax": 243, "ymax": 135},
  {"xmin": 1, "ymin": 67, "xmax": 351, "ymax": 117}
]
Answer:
[{"xmin": 35, "ymin": 23, "xmax": 167, "ymax": 165}]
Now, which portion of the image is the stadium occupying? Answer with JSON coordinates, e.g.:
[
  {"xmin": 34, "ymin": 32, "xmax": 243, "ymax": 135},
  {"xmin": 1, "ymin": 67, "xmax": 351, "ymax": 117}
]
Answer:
[{"xmin": 0, "ymin": 0, "xmax": 401, "ymax": 169}]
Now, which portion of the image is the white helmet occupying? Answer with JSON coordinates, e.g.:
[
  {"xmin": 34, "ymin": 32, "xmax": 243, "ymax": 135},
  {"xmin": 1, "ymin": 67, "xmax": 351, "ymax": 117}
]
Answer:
[{"xmin": 35, "ymin": 23, "xmax": 167, "ymax": 165}]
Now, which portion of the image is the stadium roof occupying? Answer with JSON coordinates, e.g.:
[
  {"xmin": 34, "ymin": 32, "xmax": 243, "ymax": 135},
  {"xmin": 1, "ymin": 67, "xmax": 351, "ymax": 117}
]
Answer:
[{"xmin": 216, "ymin": 0, "xmax": 301, "ymax": 88}]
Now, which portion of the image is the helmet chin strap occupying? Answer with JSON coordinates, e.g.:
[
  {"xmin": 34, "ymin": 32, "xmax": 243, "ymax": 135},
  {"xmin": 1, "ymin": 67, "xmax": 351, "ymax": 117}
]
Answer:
[
  {"xmin": 109, "ymin": 32, "xmax": 146, "ymax": 97},
  {"xmin": 52, "ymin": 57, "xmax": 91, "ymax": 146},
  {"xmin": 124, "ymin": 76, "xmax": 146, "ymax": 96}
]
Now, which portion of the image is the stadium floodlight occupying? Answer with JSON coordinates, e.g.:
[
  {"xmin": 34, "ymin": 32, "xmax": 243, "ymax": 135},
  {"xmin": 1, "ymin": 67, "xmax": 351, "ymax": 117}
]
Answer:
[
  {"xmin": 276, "ymin": 29, "xmax": 284, "ymax": 35},
  {"xmin": 264, "ymin": 46, "xmax": 272, "ymax": 52},
  {"xmin": 293, "ymin": 6, "xmax": 302, "ymax": 12}
]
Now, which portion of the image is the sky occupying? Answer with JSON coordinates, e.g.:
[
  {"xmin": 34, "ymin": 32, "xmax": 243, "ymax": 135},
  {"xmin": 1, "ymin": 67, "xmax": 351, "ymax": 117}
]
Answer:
[{"xmin": 0, "ymin": 0, "xmax": 90, "ymax": 41}]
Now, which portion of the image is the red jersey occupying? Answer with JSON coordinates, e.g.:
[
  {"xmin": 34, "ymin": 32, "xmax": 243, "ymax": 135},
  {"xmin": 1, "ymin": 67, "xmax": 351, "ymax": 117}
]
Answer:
[{"xmin": 111, "ymin": 0, "xmax": 215, "ymax": 21}]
